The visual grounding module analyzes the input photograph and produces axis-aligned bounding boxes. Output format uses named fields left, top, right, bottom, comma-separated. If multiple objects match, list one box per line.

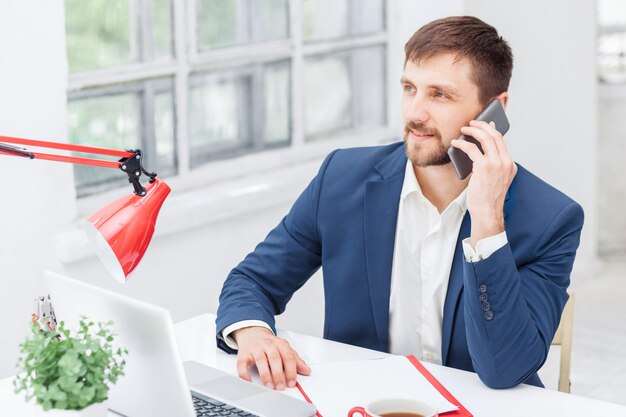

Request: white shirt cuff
left=462, top=231, right=508, bottom=262
left=219, top=320, right=274, bottom=351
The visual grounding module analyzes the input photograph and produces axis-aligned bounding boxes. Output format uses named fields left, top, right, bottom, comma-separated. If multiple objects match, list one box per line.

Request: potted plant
left=14, top=317, right=127, bottom=416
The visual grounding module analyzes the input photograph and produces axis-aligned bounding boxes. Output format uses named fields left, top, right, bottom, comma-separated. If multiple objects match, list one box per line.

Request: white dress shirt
left=220, top=159, right=507, bottom=352
left=388, top=160, right=506, bottom=363
left=387, top=160, right=467, bottom=363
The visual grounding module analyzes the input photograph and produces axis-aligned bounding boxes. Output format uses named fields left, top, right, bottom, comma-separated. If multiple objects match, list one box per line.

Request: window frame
left=68, top=0, right=397, bottom=217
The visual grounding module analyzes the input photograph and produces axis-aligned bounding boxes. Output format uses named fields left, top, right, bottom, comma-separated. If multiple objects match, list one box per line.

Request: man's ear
left=496, top=92, right=509, bottom=110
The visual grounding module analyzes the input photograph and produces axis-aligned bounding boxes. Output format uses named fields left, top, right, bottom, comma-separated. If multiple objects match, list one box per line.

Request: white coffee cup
left=348, top=398, right=438, bottom=417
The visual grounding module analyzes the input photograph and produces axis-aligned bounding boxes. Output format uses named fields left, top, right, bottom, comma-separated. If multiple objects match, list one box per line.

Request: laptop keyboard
left=192, top=393, right=260, bottom=417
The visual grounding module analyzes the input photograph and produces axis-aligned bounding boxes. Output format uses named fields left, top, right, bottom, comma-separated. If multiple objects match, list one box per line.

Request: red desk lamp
left=0, top=135, right=170, bottom=283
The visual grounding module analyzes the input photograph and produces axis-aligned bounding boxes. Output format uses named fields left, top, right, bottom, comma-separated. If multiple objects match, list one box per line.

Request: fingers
left=469, top=121, right=515, bottom=177
left=236, top=353, right=253, bottom=382
left=266, top=343, right=287, bottom=390
left=278, top=342, right=298, bottom=388
left=253, top=347, right=277, bottom=389
left=451, top=119, right=510, bottom=167
left=236, top=335, right=308, bottom=391
left=450, top=135, right=484, bottom=162
left=295, top=350, right=312, bottom=376
left=488, top=121, right=508, bottom=155
left=459, top=120, right=501, bottom=157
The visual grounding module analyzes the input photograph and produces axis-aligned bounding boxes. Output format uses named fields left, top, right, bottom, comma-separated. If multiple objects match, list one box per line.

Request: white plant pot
left=37, top=401, right=108, bottom=417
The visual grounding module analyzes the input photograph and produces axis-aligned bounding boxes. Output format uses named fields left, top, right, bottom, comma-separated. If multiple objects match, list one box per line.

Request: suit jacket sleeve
left=463, top=201, right=584, bottom=388
left=215, top=151, right=338, bottom=353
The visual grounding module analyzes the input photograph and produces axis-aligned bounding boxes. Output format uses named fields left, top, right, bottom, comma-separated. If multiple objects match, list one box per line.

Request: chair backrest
left=552, top=292, right=575, bottom=393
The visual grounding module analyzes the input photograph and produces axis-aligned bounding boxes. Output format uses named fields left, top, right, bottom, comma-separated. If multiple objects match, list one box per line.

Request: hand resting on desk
left=233, top=326, right=311, bottom=391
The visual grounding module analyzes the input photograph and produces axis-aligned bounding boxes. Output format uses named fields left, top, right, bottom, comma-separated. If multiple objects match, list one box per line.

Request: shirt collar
left=400, top=159, right=422, bottom=201
left=452, top=187, right=468, bottom=213
left=401, top=159, right=468, bottom=212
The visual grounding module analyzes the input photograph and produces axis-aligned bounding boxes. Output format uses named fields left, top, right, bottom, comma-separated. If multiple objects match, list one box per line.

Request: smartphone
left=447, top=99, right=510, bottom=180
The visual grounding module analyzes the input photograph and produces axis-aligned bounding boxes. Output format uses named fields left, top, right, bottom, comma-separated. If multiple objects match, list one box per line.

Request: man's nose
left=404, top=95, right=430, bottom=123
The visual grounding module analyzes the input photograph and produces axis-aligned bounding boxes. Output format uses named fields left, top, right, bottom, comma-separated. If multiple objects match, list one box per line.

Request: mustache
left=404, top=121, right=438, bottom=137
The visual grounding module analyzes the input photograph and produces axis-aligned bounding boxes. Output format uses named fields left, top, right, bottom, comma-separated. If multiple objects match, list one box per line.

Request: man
left=216, top=16, right=584, bottom=391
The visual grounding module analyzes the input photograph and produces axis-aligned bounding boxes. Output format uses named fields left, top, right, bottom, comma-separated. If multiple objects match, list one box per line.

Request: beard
left=403, top=121, right=451, bottom=167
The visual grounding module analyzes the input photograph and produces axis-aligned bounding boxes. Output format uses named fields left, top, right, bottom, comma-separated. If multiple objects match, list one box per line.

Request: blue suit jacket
left=216, top=142, right=584, bottom=388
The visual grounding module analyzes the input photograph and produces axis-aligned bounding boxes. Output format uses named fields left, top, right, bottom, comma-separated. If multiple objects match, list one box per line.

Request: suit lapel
left=363, top=145, right=406, bottom=349
left=441, top=213, right=471, bottom=364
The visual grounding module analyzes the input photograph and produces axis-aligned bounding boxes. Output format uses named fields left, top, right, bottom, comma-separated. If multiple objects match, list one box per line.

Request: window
left=65, top=0, right=388, bottom=197
left=598, top=0, right=626, bottom=83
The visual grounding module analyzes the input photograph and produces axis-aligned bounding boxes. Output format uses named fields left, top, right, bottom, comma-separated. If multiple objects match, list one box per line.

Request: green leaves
left=13, top=318, right=127, bottom=410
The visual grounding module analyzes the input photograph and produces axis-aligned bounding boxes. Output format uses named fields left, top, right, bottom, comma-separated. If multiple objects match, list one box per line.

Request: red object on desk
left=406, top=356, right=472, bottom=417
left=295, top=355, right=472, bottom=417
left=295, top=383, right=323, bottom=417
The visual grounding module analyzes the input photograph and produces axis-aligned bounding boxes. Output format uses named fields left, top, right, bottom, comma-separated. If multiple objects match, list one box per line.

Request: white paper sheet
left=297, top=356, right=458, bottom=416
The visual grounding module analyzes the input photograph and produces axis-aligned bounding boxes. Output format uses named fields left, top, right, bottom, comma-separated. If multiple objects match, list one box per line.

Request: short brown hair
left=405, top=16, right=513, bottom=105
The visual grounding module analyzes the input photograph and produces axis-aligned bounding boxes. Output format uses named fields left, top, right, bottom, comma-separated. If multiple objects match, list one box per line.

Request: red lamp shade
left=84, top=178, right=171, bottom=283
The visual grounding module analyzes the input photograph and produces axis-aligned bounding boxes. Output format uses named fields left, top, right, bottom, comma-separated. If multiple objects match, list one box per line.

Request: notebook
left=294, top=355, right=472, bottom=416
left=44, top=271, right=317, bottom=417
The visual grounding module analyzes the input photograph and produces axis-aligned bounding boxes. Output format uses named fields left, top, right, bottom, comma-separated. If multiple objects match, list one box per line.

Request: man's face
left=401, top=53, right=483, bottom=167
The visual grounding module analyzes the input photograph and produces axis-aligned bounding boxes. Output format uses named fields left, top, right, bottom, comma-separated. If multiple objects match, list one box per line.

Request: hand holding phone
left=448, top=99, right=510, bottom=180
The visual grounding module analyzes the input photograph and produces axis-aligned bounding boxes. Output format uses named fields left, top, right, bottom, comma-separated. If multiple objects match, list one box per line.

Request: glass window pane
left=598, top=33, right=626, bottom=82
left=189, top=61, right=290, bottom=167
left=152, top=0, right=173, bottom=60
left=352, top=46, right=386, bottom=129
left=598, top=0, right=626, bottom=27
left=189, top=74, right=248, bottom=158
left=68, top=79, right=176, bottom=196
left=264, top=63, right=291, bottom=145
left=304, top=46, right=386, bottom=140
left=599, top=33, right=626, bottom=62
left=303, top=0, right=384, bottom=42
left=65, top=0, right=134, bottom=72
left=255, top=0, right=290, bottom=43
left=304, top=56, right=352, bottom=138
left=196, top=0, right=288, bottom=50
left=197, top=0, right=241, bottom=48
left=154, top=90, right=176, bottom=174
left=68, top=93, right=141, bottom=195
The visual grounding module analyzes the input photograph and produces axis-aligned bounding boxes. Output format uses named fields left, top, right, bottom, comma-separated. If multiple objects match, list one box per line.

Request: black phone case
left=447, top=99, right=510, bottom=180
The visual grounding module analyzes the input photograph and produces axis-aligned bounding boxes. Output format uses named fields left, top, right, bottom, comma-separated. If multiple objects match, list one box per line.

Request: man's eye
left=403, top=84, right=415, bottom=93
left=434, top=91, right=447, bottom=98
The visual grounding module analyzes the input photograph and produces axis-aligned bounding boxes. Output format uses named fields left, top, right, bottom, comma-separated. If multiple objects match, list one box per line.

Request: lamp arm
left=0, top=142, right=34, bottom=159
left=0, top=135, right=134, bottom=158
left=0, top=135, right=158, bottom=196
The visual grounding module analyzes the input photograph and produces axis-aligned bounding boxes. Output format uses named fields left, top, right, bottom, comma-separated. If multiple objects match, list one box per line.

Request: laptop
left=44, top=271, right=317, bottom=417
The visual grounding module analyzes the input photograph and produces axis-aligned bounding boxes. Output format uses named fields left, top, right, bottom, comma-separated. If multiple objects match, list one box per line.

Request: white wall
left=464, top=0, right=599, bottom=280
left=0, top=0, right=602, bottom=380
left=0, top=0, right=75, bottom=378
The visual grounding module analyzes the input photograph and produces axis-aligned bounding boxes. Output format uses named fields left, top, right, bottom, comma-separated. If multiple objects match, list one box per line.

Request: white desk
left=3, top=313, right=626, bottom=417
